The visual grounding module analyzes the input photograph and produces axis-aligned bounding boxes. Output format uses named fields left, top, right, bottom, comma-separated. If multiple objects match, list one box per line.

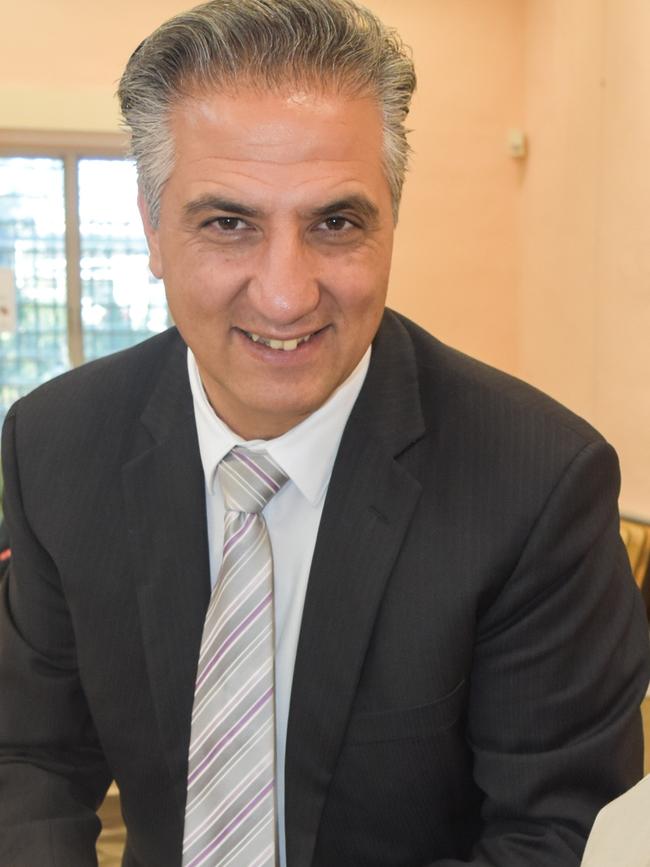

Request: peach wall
left=370, top=0, right=523, bottom=373
left=519, top=0, right=604, bottom=422
left=0, top=0, right=524, bottom=374
left=595, top=0, right=650, bottom=519
left=0, top=1, right=195, bottom=129
left=521, top=0, right=650, bottom=518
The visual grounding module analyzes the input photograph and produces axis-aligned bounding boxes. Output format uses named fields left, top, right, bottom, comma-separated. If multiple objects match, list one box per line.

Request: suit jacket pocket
left=345, top=678, right=466, bottom=744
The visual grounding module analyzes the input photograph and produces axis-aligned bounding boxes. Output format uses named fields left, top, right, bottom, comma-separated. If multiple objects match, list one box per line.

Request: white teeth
left=245, top=331, right=313, bottom=351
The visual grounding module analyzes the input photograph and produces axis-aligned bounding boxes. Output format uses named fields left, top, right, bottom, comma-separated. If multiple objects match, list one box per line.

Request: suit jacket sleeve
left=431, top=437, right=649, bottom=865
left=0, top=405, right=111, bottom=866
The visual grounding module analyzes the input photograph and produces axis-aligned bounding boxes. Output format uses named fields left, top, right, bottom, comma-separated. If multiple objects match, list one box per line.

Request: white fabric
left=580, top=774, right=650, bottom=866
left=188, top=346, right=370, bottom=867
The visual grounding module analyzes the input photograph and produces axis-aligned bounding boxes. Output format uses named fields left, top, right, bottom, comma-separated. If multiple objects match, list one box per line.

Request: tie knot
left=218, top=447, right=288, bottom=514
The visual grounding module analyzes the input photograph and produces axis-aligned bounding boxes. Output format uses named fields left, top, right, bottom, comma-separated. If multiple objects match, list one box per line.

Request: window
left=0, top=132, right=169, bottom=428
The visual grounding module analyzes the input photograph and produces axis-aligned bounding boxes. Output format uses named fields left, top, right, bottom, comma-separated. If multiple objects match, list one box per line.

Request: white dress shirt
left=187, top=346, right=370, bottom=867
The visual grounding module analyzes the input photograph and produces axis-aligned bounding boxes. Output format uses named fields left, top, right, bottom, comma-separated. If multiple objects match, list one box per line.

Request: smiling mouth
left=240, top=329, right=319, bottom=351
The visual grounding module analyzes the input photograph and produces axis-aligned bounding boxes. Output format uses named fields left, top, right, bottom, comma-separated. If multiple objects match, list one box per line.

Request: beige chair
left=621, top=517, right=650, bottom=619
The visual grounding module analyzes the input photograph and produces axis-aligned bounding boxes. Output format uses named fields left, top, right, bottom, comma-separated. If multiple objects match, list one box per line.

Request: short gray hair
left=117, top=0, right=416, bottom=226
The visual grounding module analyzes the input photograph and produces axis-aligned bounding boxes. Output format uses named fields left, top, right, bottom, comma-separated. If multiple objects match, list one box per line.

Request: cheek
left=325, top=243, right=390, bottom=299
left=163, top=257, right=241, bottom=321
left=335, top=263, right=390, bottom=318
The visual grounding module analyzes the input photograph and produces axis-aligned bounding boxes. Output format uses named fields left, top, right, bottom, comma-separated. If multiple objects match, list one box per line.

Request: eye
left=321, top=215, right=353, bottom=231
left=314, top=215, right=363, bottom=236
left=211, top=216, right=248, bottom=231
left=199, top=214, right=257, bottom=246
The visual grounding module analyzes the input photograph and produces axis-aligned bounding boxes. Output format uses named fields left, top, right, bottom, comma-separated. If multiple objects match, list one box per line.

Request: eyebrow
left=183, top=193, right=381, bottom=226
left=183, top=195, right=262, bottom=220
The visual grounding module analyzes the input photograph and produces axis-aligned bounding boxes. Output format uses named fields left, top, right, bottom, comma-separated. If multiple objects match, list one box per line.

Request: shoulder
left=371, top=311, right=618, bottom=527
left=3, top=327, right=188, bottom=465
left=14, top=327, right=183, bottom=411
left=7, top=328, right=184, bottom=423
left=385, top=309, right=604, bottom=454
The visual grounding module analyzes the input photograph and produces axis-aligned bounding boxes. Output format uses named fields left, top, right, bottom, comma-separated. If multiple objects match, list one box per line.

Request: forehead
left=164, top=86, right=389, bottom=208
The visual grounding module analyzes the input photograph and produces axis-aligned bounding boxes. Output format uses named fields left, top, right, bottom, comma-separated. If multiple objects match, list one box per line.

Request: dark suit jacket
left=1, top=310, right=649, bottom=867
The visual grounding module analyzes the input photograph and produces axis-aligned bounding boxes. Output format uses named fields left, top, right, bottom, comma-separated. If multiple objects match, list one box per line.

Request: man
left=1, top=1, right=648, bottom=865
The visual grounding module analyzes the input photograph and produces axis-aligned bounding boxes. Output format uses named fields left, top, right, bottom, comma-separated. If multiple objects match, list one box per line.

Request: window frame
left=0, top=128, right=132, bottom=368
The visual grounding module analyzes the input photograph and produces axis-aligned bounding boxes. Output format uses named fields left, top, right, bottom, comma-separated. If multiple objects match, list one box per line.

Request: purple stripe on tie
left=185, top=779, right=274, bottom=867
left=222, top=513, right=255, bottom=555
left=188, top=686, right=273, bottom=786
left=234, top=450, right=281, bottom=493
left=196, top=592, right=272, bottom=691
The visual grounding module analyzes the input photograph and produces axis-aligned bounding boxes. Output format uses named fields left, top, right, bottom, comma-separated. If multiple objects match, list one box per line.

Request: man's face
left=141, top=85, right=394, bottom=439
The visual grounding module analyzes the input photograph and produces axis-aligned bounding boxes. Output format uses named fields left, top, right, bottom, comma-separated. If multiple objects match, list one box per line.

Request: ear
left=138, top=189, right=163, bottom=279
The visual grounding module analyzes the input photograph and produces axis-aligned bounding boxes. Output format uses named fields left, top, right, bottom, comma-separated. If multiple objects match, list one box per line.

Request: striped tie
left=182, top=447, right=288, bottom=867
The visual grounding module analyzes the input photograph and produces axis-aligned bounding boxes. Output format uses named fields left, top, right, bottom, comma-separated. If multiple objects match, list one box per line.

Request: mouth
left=239, top=328, right=321, bottom=352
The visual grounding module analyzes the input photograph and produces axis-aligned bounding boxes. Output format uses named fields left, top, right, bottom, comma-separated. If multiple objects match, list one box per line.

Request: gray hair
left=117, top=0, right=416, bottom=226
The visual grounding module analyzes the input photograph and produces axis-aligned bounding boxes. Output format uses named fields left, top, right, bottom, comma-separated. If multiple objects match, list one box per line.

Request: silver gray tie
left=182, top=447, right=288, bottom=867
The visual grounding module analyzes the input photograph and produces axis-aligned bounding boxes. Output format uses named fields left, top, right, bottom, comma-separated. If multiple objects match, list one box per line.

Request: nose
left=247, top=229, right=320, bottom=326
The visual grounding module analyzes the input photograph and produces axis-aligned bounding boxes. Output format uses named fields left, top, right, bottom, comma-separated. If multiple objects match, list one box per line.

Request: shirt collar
left=187, top=347, right=370, bottom=507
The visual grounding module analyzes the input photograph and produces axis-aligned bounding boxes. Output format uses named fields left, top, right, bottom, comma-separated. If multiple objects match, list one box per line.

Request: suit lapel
left=121, top=334, right=211, bottom=811
left=285, top=312, right=426, bottom=867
